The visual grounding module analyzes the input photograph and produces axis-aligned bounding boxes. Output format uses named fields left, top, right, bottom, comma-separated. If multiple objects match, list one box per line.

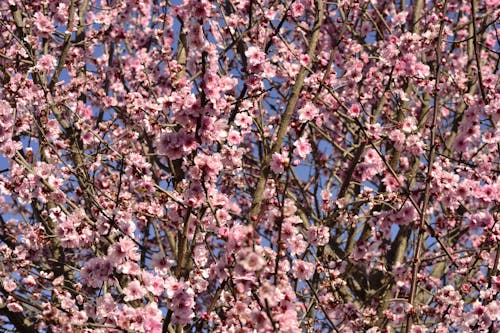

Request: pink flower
left=143, top=316, right=163, bottom=332
left=290, top=2, right=305, bottom=18
left=367, top=123, right=383, bottom=139
left=151, top=253, right=174, bottom=272
left=410, top=324, right=427, bottom=333
left=259, top=281, right=283, bottom=307
left=123, top=280, right=146, bottom=302
left=2, top=279, right=17, bottom=293
left=491, top=276, right=500, bottom=292
left=239, top=250, right=265, bottom=272
left=414, top=62, right=430, bottom=78
left=270, top=152, right=289, bottom=174
left=293, top=136, right=312, bottom=159
left=349, top=104, right=362, bottom=117
left=363, top=148, right=381, bottom=164
left=401, top=116, right=417, bottom=133
left=23, top=276, right=36, bottom=288
left=33, top=13, right=55, bottom=38
left=391, top=11, right=408, bottom=26
left=299, top=54, right=311, bottom=67
left=108, top=236, right=139, bottom=263
left=298, top=102, right=318, bottom=122
left=185, top=182, right=205, bottom=208
left=388, top=129, right=405, bottom=150
left=288, top=234, right=307, bottom=256
left=469, top=212, right=494, bottom=229
left=164, top=277, right=182, bottom=298
left=54, top=3, right=69, bottom=24
left=170, top=286, right=195, bottom=325
left=307, top=226, right=330, bottom=246
left=405, top=134, right=425, bottom=155
left=157, top=130, right=197, bottom=159
left=7, top=302, right=23, bottom=313
left=81, top=258, right=113, bottom=288
left=382, top=174, right=401, bottom=193
left=275, top=309, right=301, bottom=332
left=487, top=301, right=500, bottom=321
left=250, top=310, right=272, bottom=331
left=453, top=134, right=469, bottom=152
left=234, top=112, right=252, bottom=129
left=396, top=203, right=417, bottom=225
left=227, top=129, right=242, bottom=146
left=35, top=55, right=56, bottom=72
left=245, top=46, right=266, bottom=70
left=117, top=261, right=141, bottom=275
left=157, top=131, right=182, bottom=159
left=292, top=259, right=315, bottom=280
left=142, top=272, right=165, bottom=297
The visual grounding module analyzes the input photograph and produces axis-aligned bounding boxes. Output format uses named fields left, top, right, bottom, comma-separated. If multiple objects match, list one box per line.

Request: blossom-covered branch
left=0, top=0, right=498, bottom=332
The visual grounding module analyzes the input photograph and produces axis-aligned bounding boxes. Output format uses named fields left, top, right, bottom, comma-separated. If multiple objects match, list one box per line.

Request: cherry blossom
left=0, top=0, right=498, bottom=332
left=123, top=280, right=146, bottom=302
left=270, top=152, right=290, bottom=174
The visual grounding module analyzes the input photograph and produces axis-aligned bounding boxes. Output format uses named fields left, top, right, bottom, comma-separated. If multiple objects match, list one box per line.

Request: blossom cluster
left=0, top=0, right=498, bottom=332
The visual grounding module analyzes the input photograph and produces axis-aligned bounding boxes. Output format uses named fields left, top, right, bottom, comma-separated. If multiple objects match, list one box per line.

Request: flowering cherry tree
left=0, top=0, right=499, bottom=332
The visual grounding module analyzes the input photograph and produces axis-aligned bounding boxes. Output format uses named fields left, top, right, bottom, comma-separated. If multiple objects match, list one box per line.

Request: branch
left=248, top=0, right=324, bottom=222
left=406, top=0, right=449, bottom=329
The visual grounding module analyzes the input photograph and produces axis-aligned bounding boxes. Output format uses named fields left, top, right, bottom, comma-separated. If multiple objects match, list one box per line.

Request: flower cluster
left=0, top=0, right=498, bottom=332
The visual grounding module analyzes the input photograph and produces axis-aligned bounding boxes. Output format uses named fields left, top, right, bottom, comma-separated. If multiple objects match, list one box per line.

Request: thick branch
left=248, top=0, right=324, bottom=221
